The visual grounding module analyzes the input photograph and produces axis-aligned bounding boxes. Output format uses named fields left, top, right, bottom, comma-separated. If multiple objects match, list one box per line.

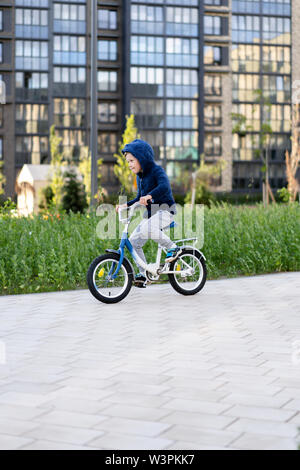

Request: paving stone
left=160, top=425, right=240, bottom=448
left=0, top=434, right=35, bottom=450
left=88, top=433, right=173, bottom=450
left=162, top=398, right=232, bottom=415
left=0, top=417, right=40, bottom=436
left=100, top=404, right=172, bottom=421
left=226, top=417, right=299, bottom=438
left=21, top=440, right=95, bottom=450
left=34, top=410, right=108, bottom=428
left=223, top=405, right=296, bottom=422
left=94, top=416, right=172, bottom=437
left=230, top=433, right=298, bottom=450
left=24, top=423, right=104, bottom=446
left=160, top=411, right=236, bottom=430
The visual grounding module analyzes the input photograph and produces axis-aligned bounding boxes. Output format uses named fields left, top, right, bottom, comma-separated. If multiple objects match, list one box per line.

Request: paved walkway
left=0, top=272, right=299, bottom=450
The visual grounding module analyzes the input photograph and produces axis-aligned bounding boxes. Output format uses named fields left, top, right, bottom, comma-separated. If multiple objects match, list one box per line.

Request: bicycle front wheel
left=87, top=253, right=133, bottom=304
left=168, top=248, right=207, bottom=296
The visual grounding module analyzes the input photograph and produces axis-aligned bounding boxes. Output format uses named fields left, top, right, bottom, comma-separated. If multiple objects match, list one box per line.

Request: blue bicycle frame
left=109, top=233, right=135, bottom=280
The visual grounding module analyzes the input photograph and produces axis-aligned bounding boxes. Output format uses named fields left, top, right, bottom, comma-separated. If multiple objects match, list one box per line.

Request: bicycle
left=87, top=202, right=207, bottom=304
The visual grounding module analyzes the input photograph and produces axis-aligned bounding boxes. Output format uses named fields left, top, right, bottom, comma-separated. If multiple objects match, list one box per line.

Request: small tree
left=79, top=146, right=105, bottom=206
left=0, top=161, right=6, bottom=196
left=49, top=125, right=65, bottom=209
left=38, top=185, right=54, bottom=212
left=231, top=89, right=275, bottom=206
left=61, top=170, right=88, bottom=214
left=254, top=89, right=275, bottom=206
left=184, top=154, right=225, bottom=207
left=114, top=114, right=140, bottom=195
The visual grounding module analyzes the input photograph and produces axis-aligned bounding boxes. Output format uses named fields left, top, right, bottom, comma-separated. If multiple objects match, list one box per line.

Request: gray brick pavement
left=0, top=272, right=299, bottom=450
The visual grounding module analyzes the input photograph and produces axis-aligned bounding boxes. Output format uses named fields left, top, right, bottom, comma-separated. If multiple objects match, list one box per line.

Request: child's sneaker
left=134, top=273, right=147, bottom=288
left=165, top=246, right=182, bottom=263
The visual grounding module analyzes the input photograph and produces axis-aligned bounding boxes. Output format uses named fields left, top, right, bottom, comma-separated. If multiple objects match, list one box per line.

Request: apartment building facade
left=0, top=0, right=296, bottom=199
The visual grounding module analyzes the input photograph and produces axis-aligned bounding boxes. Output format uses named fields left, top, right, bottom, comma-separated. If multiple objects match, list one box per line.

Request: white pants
left=129, top=210, right=176, bottom=274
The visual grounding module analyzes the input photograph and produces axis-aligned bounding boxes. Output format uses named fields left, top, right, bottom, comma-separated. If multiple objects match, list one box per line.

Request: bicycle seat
left=161, top=221, right=177, bottom=231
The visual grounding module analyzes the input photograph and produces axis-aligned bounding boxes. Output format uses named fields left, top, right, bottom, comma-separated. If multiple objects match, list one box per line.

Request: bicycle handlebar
left=118, top=200, right=153, bottom=223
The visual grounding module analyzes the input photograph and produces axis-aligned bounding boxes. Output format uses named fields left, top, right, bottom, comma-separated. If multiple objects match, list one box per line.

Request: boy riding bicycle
left=116, top=139, right=182, bottom=287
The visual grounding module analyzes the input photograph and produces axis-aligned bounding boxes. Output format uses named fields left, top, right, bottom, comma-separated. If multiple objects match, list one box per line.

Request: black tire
left=168, top=248, right=207, bottom=296
left=87, top=253, right=133, bottom=304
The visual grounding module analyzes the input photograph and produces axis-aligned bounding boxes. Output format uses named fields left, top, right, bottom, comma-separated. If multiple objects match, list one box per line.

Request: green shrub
left=0, top=203, right=299, bottom=295
left=61, top=170, right=88, bottom=214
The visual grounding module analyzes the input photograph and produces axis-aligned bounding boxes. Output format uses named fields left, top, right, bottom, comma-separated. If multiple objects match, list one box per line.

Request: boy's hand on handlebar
left=116, top=203, right=128, bottom=213
left=139, top=195, right=153, bottom=206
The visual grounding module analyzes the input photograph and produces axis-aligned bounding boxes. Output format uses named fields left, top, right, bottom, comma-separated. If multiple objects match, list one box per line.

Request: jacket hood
left=122, top=139, right=155, bottom=175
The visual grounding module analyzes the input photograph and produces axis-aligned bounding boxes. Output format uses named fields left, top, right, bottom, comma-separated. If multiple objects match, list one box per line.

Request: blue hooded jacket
left=122, top=139, right=176, bottom=219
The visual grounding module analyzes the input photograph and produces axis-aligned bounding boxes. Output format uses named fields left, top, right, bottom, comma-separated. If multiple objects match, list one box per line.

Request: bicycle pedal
left=134, top=281, right=147, bottom=288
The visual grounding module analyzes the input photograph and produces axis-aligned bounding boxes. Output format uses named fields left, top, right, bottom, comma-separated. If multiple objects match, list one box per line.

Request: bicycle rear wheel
left=87, top=253, right=133, bottom=304
left=168, top=248, right=207, bottom=296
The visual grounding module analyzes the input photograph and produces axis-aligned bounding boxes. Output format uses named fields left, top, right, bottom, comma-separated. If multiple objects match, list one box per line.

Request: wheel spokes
left=174, top=255, right=203, bottom=289
left=93, top=259, right=128, bottom=298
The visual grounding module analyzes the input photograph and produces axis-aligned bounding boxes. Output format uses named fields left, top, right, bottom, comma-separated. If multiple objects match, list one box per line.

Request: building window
left=232, top=73, right=260, bottom=102
left=131, top=36, right=164, bottom=66
left=54, top=3, right=85, bottom=20
left=98, top=103, right=117, bottom=123
left=262, top=46, right=290, bottom=74
left=205, top=0, right=223, bottom=5
left=232, top=103, right=260, bottom=131
left=166, top=68, right=198, bottom=98
left=262, top=74, right=291, bottom=103
left=53, top=3, right=86, bottom=34
left=261, top=0, right=291, bottom=16
left=15, top=9, right=48, bottom=39
left=166, top=130, right=199, bottom=160
left=53, top=35, right=86, bottom=65
left=139, top=130, right=164, bottom=160
left=232, top=15, right=260, bottom=43
left=166, top=7, right=198, bottom=36
left=57, top=129, right=86, bottom=161
left=204, top=135, right=222, bottom=156
left=165, top=0, right=198, bottom=4
left=204, top=46, right=228, bottom=66
left=166, top=37, right=198, bottom=67
left=98, top=71, right=117, bottom=92
left=130, top=67, right=163, bottom=85
left=16, top=103, right=48, bottom=134
left=98, top=133, right=117, bottom=154
left=54, top=67, right=86, bottom=83
left=204, top=75, right=222, bottom=96
left=98, top=40, right=117, bottom=61
left=131, top=5, right=164, bottom=35
left=232, top=44, right=260, bottom=73
left=0, top=43, right=2, bottom=63
left=54, top=98, right=85, bottom=127
left=262, top=103, right=291, bottom=132
left=98, top=9, right=117, bottom=30
left=131, top=99, right=163, bottom=128
left=262, top=16, right=290, bottom=45
left=166, top=99, right=198, bottom=129
left=204, top=105, right=222, bottom=126
left=0, top=11, right=3, bottom=31
left=16, top=0, right=49, bottom=6
left=15, top=40, right=48, bottom=70
left=16, top=71, right=48, bottom=89
left=204, top=16, right=222, bottom=35
left=16, top=135, right=49, bottom=165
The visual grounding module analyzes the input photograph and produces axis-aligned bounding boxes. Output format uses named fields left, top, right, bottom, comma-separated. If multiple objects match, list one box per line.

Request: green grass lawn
left=0, top=203, right=299, bottom=295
